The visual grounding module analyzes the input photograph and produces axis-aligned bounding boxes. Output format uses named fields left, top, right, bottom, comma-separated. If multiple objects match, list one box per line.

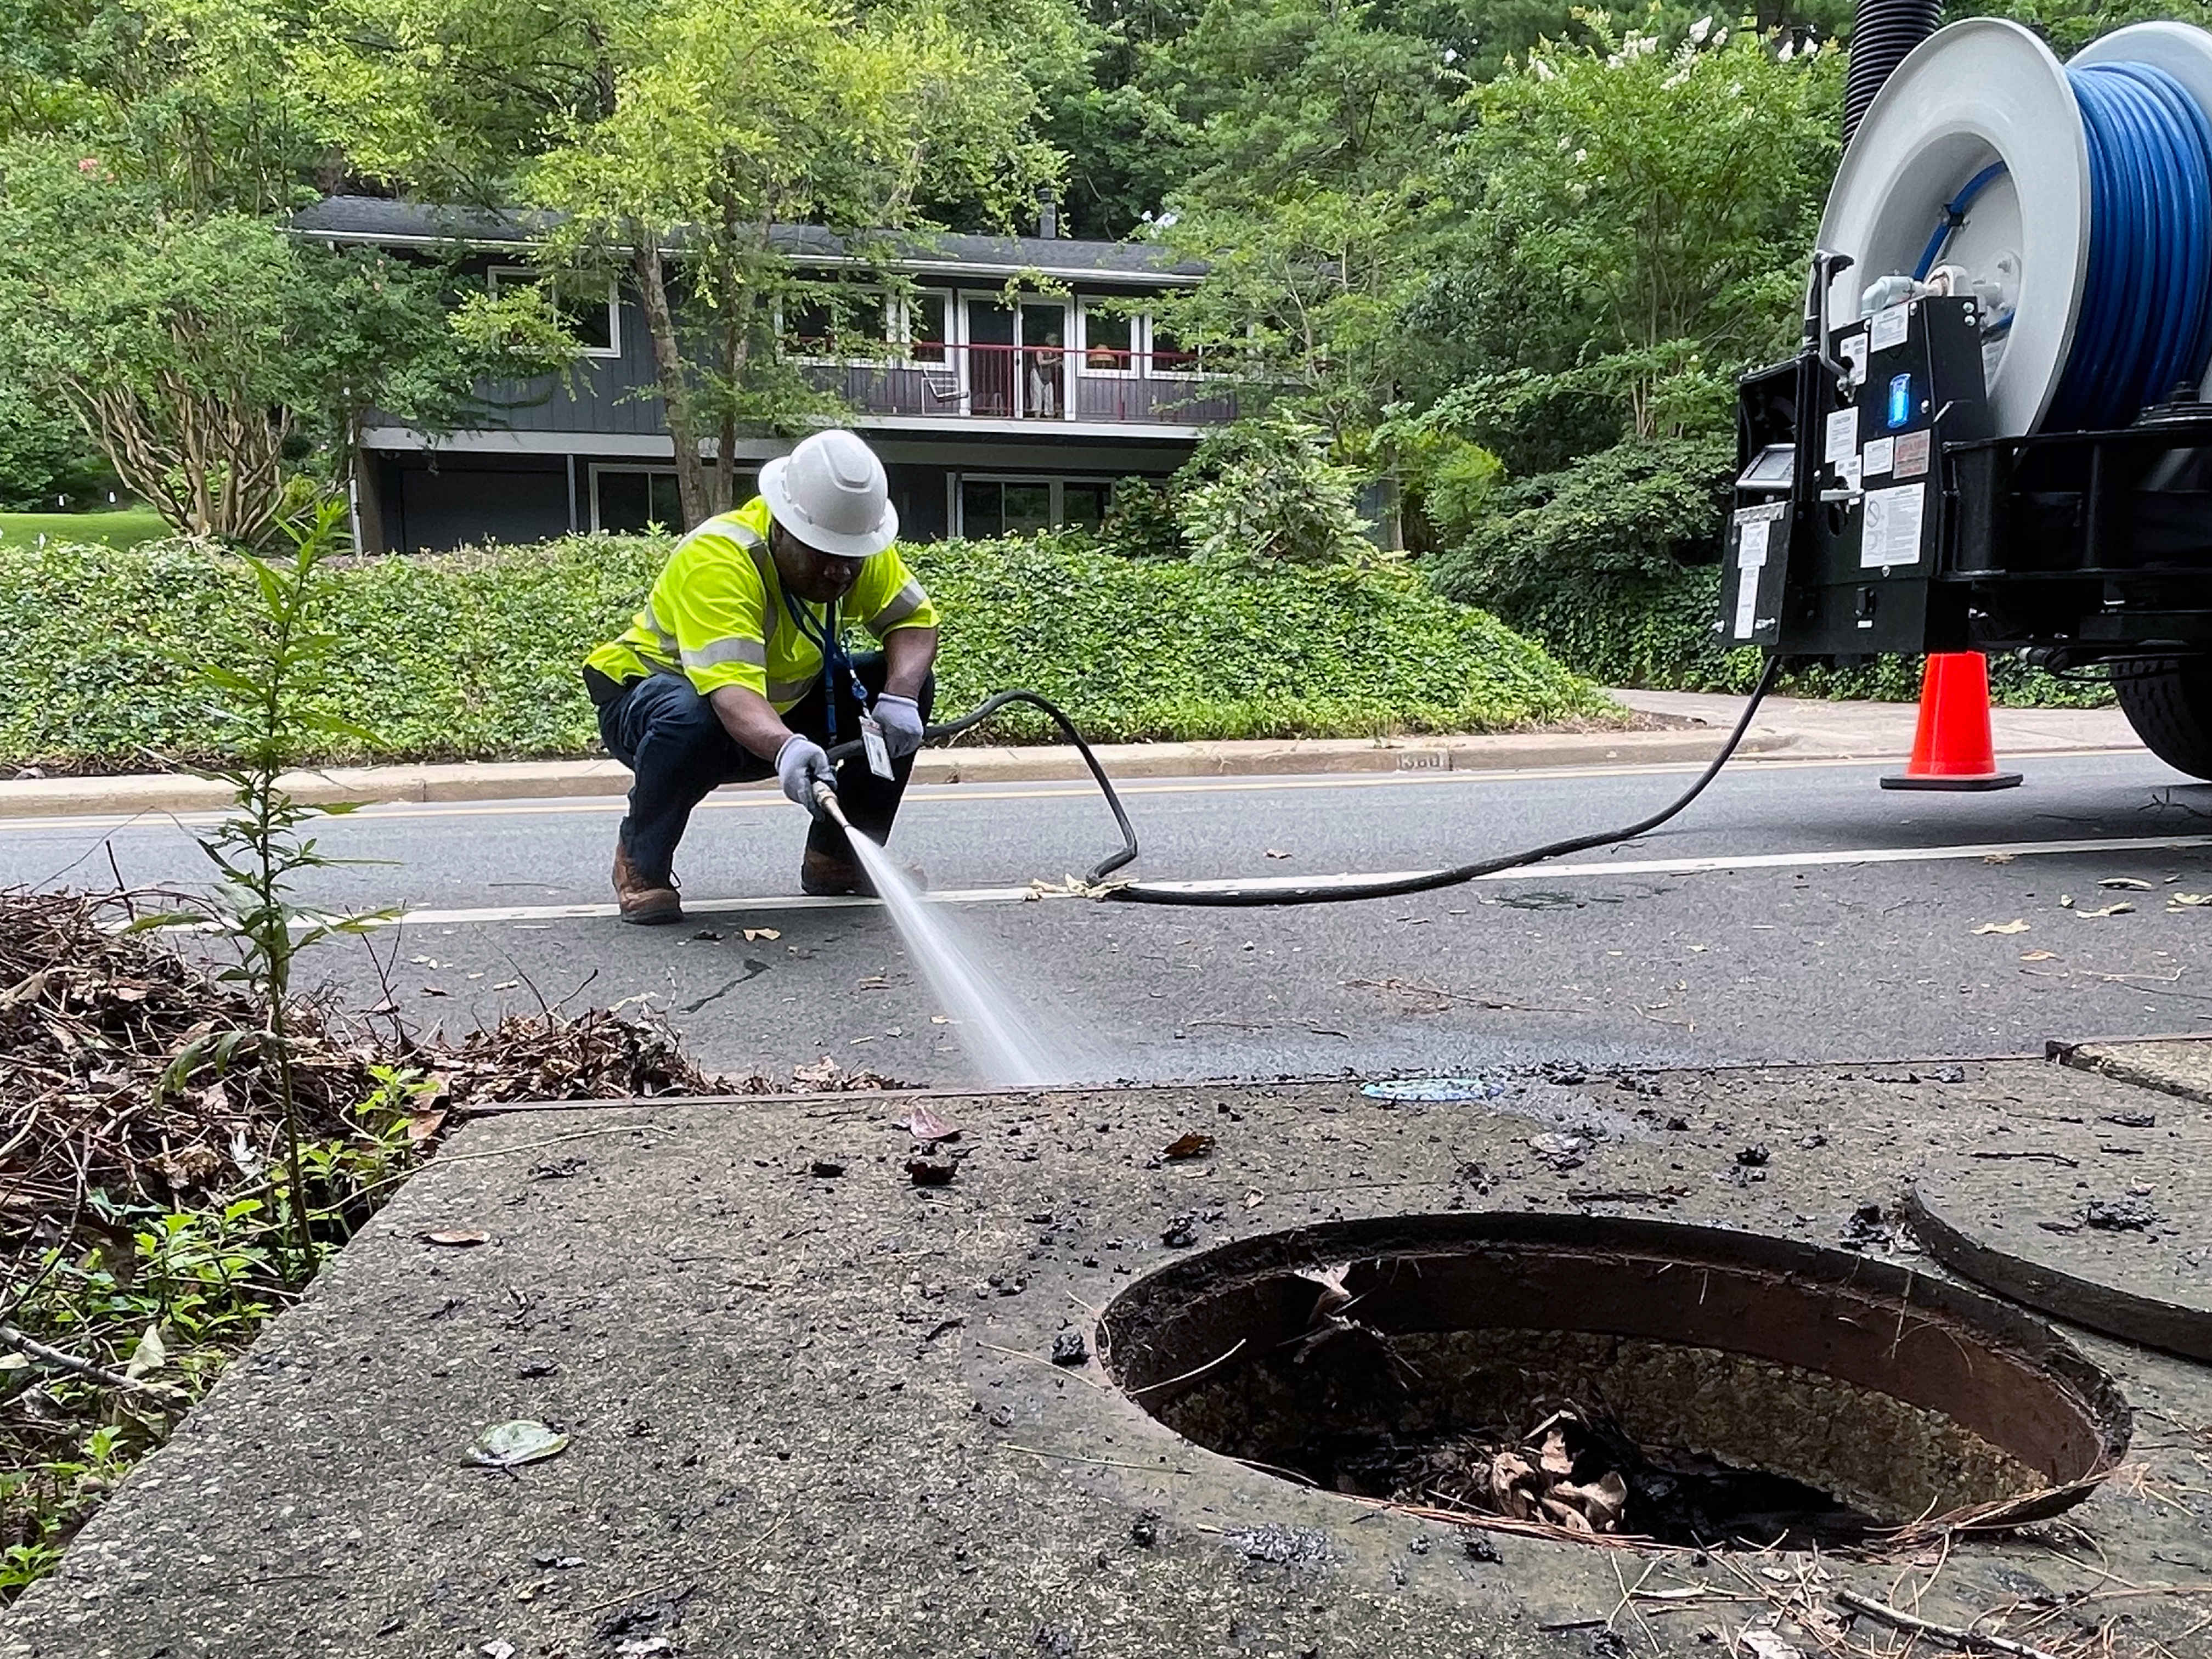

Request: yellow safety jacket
left=585, top=496, right=938, bottom=710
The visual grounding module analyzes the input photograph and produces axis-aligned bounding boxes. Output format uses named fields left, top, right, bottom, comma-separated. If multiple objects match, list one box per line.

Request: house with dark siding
left=286, top=196, right=1234, bottom=554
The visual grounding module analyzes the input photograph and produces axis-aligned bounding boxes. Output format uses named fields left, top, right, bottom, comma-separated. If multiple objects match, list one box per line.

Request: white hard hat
left=759, top=430, right=898, bottom=560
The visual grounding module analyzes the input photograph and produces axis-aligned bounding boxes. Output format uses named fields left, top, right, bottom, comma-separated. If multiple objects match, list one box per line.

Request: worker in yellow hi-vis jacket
left=583, top=430, right=939, bottom=924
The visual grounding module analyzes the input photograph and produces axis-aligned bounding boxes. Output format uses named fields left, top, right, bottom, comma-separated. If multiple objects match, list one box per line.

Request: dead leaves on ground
left=1414, top=1408, right=1631, bottom=1534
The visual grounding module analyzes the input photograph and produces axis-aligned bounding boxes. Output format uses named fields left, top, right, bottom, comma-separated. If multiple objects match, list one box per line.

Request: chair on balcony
left=920, top=369, right=962, bottom=411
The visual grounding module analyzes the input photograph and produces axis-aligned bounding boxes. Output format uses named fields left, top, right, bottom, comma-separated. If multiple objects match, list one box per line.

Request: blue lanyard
left=782, top=590, right=869, bottom=740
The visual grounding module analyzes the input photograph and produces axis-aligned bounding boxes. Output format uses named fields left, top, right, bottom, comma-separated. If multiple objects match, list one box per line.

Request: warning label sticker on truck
left=1824, top=407, right=1859, bottom=470
left=1733, top=516, right=1769, bottom=640
left=1860, top=482, right=1926, bottom=569
left=1869, top=303, right=1911, bottom=354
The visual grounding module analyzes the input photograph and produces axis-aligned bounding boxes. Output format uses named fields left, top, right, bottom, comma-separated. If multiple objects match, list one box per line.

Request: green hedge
left=0, top=533, right=1614, bottom=771
left=1496, top=565, right=2114, bottom=709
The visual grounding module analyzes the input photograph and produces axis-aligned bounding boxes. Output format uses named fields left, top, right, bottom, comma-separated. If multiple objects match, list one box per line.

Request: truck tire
left=2115, top=658, right=2212, bottom=780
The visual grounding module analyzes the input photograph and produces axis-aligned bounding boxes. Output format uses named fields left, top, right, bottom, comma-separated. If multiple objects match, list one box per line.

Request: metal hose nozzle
left=811, top=778, right=851, bottom=830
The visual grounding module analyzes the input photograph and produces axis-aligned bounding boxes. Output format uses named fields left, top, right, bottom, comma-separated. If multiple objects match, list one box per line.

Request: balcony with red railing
left=793, top=341, right=1238, bottom=428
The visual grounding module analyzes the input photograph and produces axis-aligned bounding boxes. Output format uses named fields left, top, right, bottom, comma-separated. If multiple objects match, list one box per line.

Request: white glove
left=872, top=693, right=927, bottom=760
left=775, top=734, right=836, bottom=813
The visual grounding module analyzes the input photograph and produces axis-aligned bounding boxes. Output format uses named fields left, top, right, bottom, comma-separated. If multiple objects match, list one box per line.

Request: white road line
left=376, top=830, right=2212, bottom=926
left=0, top=746, right=2160, bottom=835
left=394, top=888, right=1034, bottom=925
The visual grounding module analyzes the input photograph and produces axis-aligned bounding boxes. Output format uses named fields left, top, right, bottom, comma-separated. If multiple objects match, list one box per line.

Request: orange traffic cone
left=1881, top=652, right=2023, bottom=791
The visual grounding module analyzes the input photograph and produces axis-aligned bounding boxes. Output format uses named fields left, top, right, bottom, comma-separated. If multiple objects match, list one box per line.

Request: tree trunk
left=634, top=238, right=714, bottom=529
left=63, top=378, right=286, bottom=544
left=713, top=298, right=740, bottom=518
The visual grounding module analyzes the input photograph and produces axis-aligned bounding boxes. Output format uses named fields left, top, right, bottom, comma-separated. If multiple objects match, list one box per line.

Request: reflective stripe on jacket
left=583, top=495, right=938, bottom=709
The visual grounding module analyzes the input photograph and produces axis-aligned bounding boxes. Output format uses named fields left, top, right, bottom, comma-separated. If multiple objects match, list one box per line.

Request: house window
left=1060, top=481, right=1112, bottom=528
left=592, top=466, right=683, bottom=533
left=785, top=289, right=891, bottom=360
left=906, top=291, right=950, bottom=364
left=591, top=466, right=762, bottom=532
left=1080, top=303, right=1137, bottom=376
left=1146, top=317, right=1203, bottom=378
left=955, top=475, right=1116, bottom=538
left=488, top=265, right=620, bottom=358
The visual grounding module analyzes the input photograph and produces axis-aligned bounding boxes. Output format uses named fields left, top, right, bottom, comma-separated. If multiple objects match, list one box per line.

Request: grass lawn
left=0, top=507, right=168, bottom=550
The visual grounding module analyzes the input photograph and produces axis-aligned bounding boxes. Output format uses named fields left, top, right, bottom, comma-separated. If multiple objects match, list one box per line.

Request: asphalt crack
left=676, top=957, right=771, bottom=1013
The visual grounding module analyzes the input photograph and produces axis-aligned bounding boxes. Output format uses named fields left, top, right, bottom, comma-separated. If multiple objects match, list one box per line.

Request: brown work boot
left=799, top=848, right=862, bottom=896
left=799, top=849, right=927, bottom=898
left=612, top=840, right=682, bottom=925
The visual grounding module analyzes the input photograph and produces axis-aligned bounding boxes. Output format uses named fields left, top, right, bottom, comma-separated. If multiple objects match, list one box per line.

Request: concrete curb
left=0, top=726, right=1800, bottom=821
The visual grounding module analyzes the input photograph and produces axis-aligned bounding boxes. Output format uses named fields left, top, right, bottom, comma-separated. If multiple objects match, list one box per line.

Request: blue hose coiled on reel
left=2053, top=62, right=2212, bottom=429
left=1911, top=60, right=2212, bottom=432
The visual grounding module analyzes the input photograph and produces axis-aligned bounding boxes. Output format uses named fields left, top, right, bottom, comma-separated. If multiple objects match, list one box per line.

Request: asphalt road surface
left=11, top=747, right=2212, bottom=1086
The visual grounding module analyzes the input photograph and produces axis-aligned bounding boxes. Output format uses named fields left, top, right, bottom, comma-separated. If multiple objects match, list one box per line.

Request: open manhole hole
left=1102, top=1215, right=2131, bottom=1549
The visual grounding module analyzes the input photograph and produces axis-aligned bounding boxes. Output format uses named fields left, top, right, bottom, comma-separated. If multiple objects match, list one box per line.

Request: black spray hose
left=1109, top=652, right=1785, bottom=907
left=828, top=656, right=1781, bottom=906
left=823, top=688, right=1141, bottom=881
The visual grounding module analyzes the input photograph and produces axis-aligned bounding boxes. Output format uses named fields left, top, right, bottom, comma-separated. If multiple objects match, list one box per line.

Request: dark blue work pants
left=592, top=653, right=933, bottom=885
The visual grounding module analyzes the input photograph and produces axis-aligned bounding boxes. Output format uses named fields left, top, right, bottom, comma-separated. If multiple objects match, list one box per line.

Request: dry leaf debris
left=1, top=890, right=909, bottom=1254
left=1400, top=1408, right=1635, bottom=1533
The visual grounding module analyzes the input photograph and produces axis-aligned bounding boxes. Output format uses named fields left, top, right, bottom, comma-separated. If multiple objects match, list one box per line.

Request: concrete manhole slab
left=2059, top=1036, right=2212, bottom=1106
left=6, top=1064, right=2210, bottom=1659
left=1905, top=1104, right=2212, bottom=1361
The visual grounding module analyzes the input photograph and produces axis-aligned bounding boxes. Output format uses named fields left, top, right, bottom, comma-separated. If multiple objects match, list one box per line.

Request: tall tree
left=295, top=0, right=639, bottom=200
left=526, top=0, right=1060, bottom=525
left=0, top=0, right=572, bottom=540
left=1426, top=18, right=1841, bottom=463
left=1138, top=0, right=1466, bottom=503
left=308, top=0, right=1068, bottom=527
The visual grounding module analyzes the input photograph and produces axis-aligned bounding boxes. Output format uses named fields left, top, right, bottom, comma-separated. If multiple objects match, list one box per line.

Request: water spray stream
left=815, top=782, right=1090, bottom=1088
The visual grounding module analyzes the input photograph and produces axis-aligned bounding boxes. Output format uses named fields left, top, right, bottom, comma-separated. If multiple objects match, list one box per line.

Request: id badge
left=860, top=714, right=894, bottom=780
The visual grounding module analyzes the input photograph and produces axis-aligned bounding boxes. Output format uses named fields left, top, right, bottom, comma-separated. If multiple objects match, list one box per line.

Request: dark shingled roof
left=285, top=195, right=1206, bottom=284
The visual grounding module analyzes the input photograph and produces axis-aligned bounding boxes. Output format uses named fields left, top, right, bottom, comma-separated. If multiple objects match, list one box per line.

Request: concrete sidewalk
left=0, top=691, right=2145, bottom=821
left=5, top=1056, right=2205, bottom=1657
left=1609, top=686, right=2140, bottom=758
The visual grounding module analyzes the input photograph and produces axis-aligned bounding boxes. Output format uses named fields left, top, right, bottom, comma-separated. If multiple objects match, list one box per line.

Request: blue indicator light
left=1887, top=373, right=1913, bottom=430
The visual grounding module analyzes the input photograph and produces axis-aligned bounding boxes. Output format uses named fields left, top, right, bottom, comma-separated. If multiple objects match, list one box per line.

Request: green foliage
left=529, top=0, right=1059, bottom=524
left=1412, top=13, right=1844, bottom=681
left=153, top=502, right=390, bottom=1279
left=1427, top=433, right=1734, bottom=613
left=312, top=0, right=1067, bottom=524
left=1138, top=0, right=1470, bottom=442
left=0, top=187, right=545, bottom=543
left=0, top=526, right=1609, bottom=769
left=1439, top=15, right=1841, bottom=457
left=1378, top=420, right=1502, bottom=552
left=1961, top=0, right=2212, bottom=55
left=1, top=507, right=432, bottom=1598
left=1494, top=561, right=2113, bottom=708
left=924, top=529, right=1609, bottom=740
left=0, top=382, right=112, bottom=510
left=1, top=1089, right=421, bottom=1605
left=0, top=0, right=576, bottom=541
left=1175, top=411, right=1376, bottom=567
left=1096, top=473, right=1184, bottom=559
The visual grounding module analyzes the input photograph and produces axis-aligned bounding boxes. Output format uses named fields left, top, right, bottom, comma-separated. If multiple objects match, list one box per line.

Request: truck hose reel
left=1820, top=19, right=2212, bottom=438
